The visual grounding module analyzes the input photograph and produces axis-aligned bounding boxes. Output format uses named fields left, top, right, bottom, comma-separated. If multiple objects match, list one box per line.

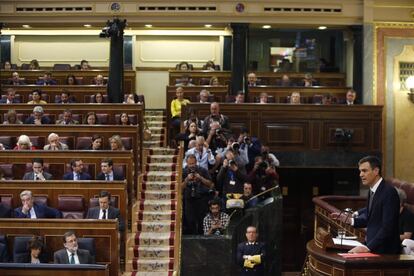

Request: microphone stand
left=339, top=208, right=353, bottom=248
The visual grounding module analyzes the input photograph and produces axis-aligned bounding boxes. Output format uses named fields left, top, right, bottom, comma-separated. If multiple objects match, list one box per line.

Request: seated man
left=0, top=243, right=8, bottom=262
left=80, top=59, right=90, bottom=70
left=86, top=191, right=125, bottom=231
left=27, top=89, right=47, bottom=105
left=54, top=231, right=95, bottom=264
left=247, top=72, right=258, bottom=87
left=14, top=190, right=61, bottom=218
left=0, top=202, right=12, bottom=218
left=234, top=92, right=245, bottom=104
left=175, top=74, right=195, bottom=87
left=24, top=106, right=51, bottom=125
left=96, top=158, right=124, bottom=181
left=63, top=159, right=92, bottom=180
left=276, top=74, right=293, bottom=87
left=344, top=89, right=357, bottom=105
left=56, top=109, right=79, bottom=125
left=36, top=72, right=57, bottom=85
left=43, top=133, right=69, bottom=150
left=258, top=92, right=268, bottom=104
left=183, top=136, right=215, bottom=171
left=0, top=88, right=20, bottom=104
left=289, top=92, right=301, bottom=104
left=8, top=72, right=25, bottom=85
left=240, top=182, right=258, bottom=209
left=203, top=199, right=229, bottom=235
left=23, top=158, right=53, bottom=180
left=94, top=74, right=105, bottom=86
left=199, top=90, right=210, bottom=103
left=202, top=102, right=231, bottom=137
left=56, top=90, right=75, bottom=104
left=301, top=73, right=318, bottom=87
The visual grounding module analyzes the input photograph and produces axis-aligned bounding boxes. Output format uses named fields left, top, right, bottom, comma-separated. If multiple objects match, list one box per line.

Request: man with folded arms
left=54, top=231, right=94, bottom=264
left=14, top=190, right=61, bottom=218
left=237, top=226, right=265, bottom=276
left=23, top=158, right=53, bottom=180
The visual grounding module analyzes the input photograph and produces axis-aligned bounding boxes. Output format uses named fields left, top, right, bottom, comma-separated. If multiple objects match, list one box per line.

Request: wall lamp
left=406, top=76, right=414, bottom=103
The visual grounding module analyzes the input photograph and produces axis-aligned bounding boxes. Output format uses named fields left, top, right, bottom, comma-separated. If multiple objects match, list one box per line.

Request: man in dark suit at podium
left=237, top=226, right=266, bottom=276
left=331, top=156, right=400, bottom=254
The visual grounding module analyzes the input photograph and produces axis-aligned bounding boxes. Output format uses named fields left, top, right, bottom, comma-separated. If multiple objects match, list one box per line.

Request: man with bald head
left=8, top=72, right=25, bottom=85
left=201, top=102, right=231, bottom=136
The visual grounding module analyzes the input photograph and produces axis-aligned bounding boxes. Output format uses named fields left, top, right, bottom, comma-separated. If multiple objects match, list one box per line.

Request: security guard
left=236, top=226, right=266, bottom=276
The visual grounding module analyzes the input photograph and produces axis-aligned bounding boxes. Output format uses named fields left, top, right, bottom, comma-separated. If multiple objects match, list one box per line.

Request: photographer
left=206, top=121, right=228, bottom=153
left=202, top=102, right=231, bottom=136
left=182, top=154, right=214, bottom=235
left=238, top=128, right=262, bottom=173
left=261, top=146, right=280, bottom=168
left=216, top=138, right=249, bottom=175
left=203, top=199, right=229, bottom=236
left=248, top=156, right=279, bottom=196
left=183, top=136, right=215, bottom=171
left=217, top=151, right=247, bottom=197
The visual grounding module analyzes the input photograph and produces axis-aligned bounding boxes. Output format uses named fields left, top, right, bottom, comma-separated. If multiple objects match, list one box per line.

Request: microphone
left=339, top=208, right=353, bottom=247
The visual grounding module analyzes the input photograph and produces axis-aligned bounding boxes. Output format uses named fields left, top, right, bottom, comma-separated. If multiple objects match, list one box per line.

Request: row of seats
left=1, top=113, right=138, bottom=125
left=0, top=135, right=133, bottom=150
left=0, top=235, right=96, bottom=262
left=0, top=162, right=125, bottom=180
left=2, top=62, right=132, bottom=71
left=0, top=194, right=118, bottom=219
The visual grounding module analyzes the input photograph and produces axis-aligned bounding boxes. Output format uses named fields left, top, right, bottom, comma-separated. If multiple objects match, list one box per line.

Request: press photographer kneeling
left=182, top=154, right=214, bottom=235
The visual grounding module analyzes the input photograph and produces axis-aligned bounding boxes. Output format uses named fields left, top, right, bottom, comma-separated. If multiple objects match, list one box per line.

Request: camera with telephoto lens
left=215, top=128, right=223, bottom=135
left=231, top=142, right=240, bottom=152
left=228, top=159, right=237, bottom=167
left=243, top=136, right=250, bottom=144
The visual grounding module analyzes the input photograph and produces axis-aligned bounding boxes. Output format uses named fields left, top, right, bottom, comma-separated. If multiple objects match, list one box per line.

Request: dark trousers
left=184, top=194, right=210, bottom=235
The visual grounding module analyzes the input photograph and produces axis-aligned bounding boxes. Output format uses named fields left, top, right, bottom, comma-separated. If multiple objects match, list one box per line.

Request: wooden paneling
left=168, top=70, right=231, bottom=86
left=0, top=264, right=109, bottom=276
left=0, top=70, right=136, bottom=93
left=0, top=219, right=118, bottom=276
left=253, top=72, right=346, bottom=86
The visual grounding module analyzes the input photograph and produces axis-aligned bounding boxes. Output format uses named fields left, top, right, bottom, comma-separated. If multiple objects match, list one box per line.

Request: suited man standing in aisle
left=237, top=226, right=266, bottom=276
left=86, top=191, right=125, bottom=231
left=54, top=231, right=94, bottom=264
left=330, top=156, right=401, bottom=254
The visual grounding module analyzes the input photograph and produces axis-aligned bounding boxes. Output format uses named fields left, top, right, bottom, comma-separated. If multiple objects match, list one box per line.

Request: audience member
left=80, top=60, right=90, bottom=70
left=86, top=191, right=125, bottom=231
left=261, top=146, right=280, bottom=167
left=15, top=236, right=48, bottom=263
left=124, top=93, right=140, bottom=104
left=3, top=61, right=12, bottom=70
left=171, top=86, right=190, bottom=129
left=183, top=136, right=215, bottom=170
left=29, top=59, right=40, bottom=70
left=3, top=109, right=23, bottom=125
left=54, top=231, right=95, bottom=264
left=259, top=92, right=268, bottom=104
left=203, top=199, right=229, bottom=235
left=25, top=106, right=51, bottom=124
left=209, top=76, right=220, bottom=86
left=182, top=154, right=214, bottom=235
left=238, top=128, right=262, bottom=172
left=92, top=92, right=105, bottom=103
left=202, top=102, right=231, bottom=137
left=65, top=74, right=78, bottom=85
left=237, top=226, right=266, bottom=275
left=289, top=92, right=301, bottom=104
left=118, top=112, right=133, bottom=126
left=199, top=89, right=210, bottom=103
left=36, top=72, right=57, bottom=85
left=94, top=74, right=105, bottom=86
left=396, top=188, right=414, bottom=243
left=56, top=109, right=79, bottom=125
left=248, top=157, right=279, bottom=196
left=322, top=94, right=333, bottom=105
left=0, top=243, right=8, bottom=262
left=235, top=92, right=245, bottom=104
left=23, top=158, right=53, bottom=180
left=0, top=202, right=12, bottom=218
left=56, top=89, right=75, bottom=104
left=96, top=158, right=124, bottom=181
left=8, top=72, right=25, bottom=85
left=183, top=107, right=203, bottom=130
left=0, top=88, right=20, bottom=104
left=14, top=190, right=61, bottom=218
left=301, top=73, right=318, bottom=87
left=88, top=135, right=104, bottom=150
left=14, top=135, right=36, bottom=150
left=109, top=135, right=125, bottom=151
left=63, top=159, right=92, bottom=180
left=27, top=89, right=47, bottom=104
left=178, top=121, right=200, bottom=152
left=240, top=183, right=258, bottom=209
left=176, top=74, right=195, bottom=87
left=177, top=61, right=191, bottom=71
left=204, top=60, right=216, bottom=71
left=83, top=112, right=98, bottom=125
left=43, top=133, right=69, bottom=150
left=276, top=74, right=293, bottom=86
left=217, top=150, right=247, bottom=197
left=247, top=72, right=258, bottom=87
left=344, top=89, right=357, bottom=105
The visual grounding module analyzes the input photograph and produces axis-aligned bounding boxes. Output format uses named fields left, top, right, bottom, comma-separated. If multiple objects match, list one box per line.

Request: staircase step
left=149, top=148, right=178, bottom=155
left=148, top=127, right=165, bottom=134
left=133, top=245, right=174, bottom=258
left=143, top=140, right=164, bottom=148
left=129, top=258, right=174, bottom=272
left=139, top=191, right=176, bottom=200
left=141, top=181, right=177, bottom=191
left=143, top=172, right=176, bottom=182
left=146, top=155, right=177, bottom=164
left=137, top=211, right=176, bottom=221
left=136, top=221, right=175, bottom=232
left=144, top=110, right=165, bottom=116
left=146, top=163, right=176, bottom=172
left=138, top=200, right=177, bottom=212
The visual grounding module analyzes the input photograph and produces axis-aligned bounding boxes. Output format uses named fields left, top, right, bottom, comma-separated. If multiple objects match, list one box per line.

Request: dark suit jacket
left=24, top=116, right=51, bottom=124
left=14, top=252, right=48, bottom=263
left=0, top=98, right=20, bottom=104
left=36, top=79, right=57, bottom=85
left=63, top=172, right=92, bottom=180
left=53, top=248, right=94, bottom=264
left=86, top=206, right=125, bottom=231
left=96, top=172, right=124, bottom=181
left=236, top=241, right=266, bottom=276
left=0, top=203, right=11, bottom=218
left=14, top=203, right=62, bottom=219
left=0, top=243, right=8, bottom=263
left=354, top=180, right=401, bottom=254
left=23, top=171, right=53, bottom=180
left=7, top=80, right=26, bottom=85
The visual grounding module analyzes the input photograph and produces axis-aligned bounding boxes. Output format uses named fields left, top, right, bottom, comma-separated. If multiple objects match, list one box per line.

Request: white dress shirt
left=66, top=249, right=80, bottom=264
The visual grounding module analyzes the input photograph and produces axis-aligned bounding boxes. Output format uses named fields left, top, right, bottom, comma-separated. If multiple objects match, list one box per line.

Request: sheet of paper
left=338, top=252, right=380, bottom=258
left=332, top=238, right=363, bottom=247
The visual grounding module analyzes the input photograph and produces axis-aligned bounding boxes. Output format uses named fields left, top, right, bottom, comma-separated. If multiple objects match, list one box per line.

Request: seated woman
left=94, top=74, right=105, bottom=86
left=3, top=109, right=23, bottom=125
left=14, top=135, right=36, bottom=150
left=65, top=74, right=78, bottom=85
left=124, top=93, right=140, bottom=104
left=209, top=76, right=220, bottom=86
left=204, top=60, right=216, bottom=71
left=83, top=112, right=98, bottom=125
left=29, top=59, right=40, bottom=70
left=289, top=92, right=301, bottom=104
left=86, top=134, right=103, bottom=150
left=301, top=73, right=318, bottom=87
left=27, top=89, right=47, bottom=105
left=178, top=121, right=201, bottom=152
left=3, top=61, right=12, bottom=70
left=171, top=87, right=190, bottom=129
left=118, top=112, right=133, bottom=126
left=183, top=107, right=203, bottom=131
left=109, top=135, right=125, bottom=150
left=177, top=61, right=191, bottom=71
left=92, top=92, right=105, bottom=104
left=15, top=236, right=48, bottom=264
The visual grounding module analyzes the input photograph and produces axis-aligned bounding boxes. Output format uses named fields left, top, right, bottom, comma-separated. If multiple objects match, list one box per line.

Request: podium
left=306, top=240, right=414, bottom=276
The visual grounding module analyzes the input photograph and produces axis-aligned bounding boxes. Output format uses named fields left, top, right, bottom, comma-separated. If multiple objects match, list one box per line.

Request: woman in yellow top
left=171, top=86, right=190, bottom=130
left=27, top=89, right=47, bottom=104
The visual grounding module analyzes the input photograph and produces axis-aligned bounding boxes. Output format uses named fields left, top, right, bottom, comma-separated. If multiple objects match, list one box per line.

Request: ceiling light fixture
left=145, top=24, right=153, bottom=28
left=262, top=25, right=271, bottom=29
left=22, top=25, right=31, bottom=28
left=318, top=26, right=327, bottom=30
left=84, top=24, right=92, bottom=28
left=204, top=24, right=212, bottom=28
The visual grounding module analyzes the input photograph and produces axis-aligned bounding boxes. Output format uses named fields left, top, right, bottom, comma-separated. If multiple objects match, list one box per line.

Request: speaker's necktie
left=101, top=209, right=106, bottom=219
left=105, top=174, right=109, bottom=181
left=368, top=190, right=374, bottom=211
left=70, top=253, right=75, bottom=264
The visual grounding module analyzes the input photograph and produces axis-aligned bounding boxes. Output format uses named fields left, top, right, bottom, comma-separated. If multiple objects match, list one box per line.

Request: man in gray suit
left=23, top=158, right=53, bottom=180
left=86, top=190, right=125, bottom=231
left=53, top=231, right=94, bottom=264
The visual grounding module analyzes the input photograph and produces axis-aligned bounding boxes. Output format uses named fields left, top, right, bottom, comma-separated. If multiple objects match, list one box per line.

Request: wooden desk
left=306, top=240, right=414, bottom=276
left=0, top=264, right=109, bottom=276
left=0, top=219, right=118, bottom=276
left=253, top=72, right=346, bottom=86
left=168, top=70, right=231, bottom=86
left=0, top=69, right=136, bottom=93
